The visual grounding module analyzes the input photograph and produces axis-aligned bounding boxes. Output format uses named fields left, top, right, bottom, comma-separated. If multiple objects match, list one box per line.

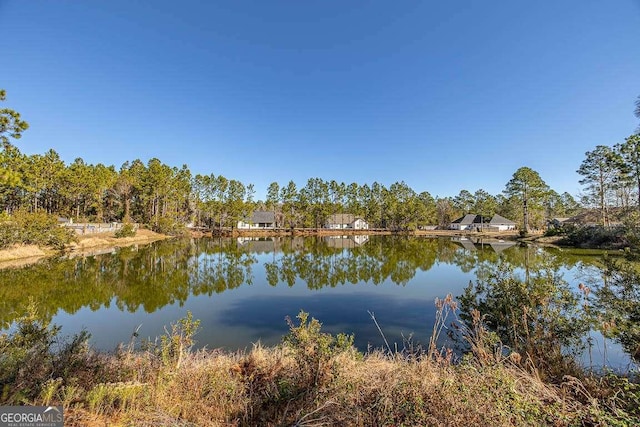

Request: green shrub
left=561, top=225, right=626, bottom=249
left=282, top=311, right=355, bottom=394
left=0, top=210, right=76, bottom=249
left=142, top=311, right=200, bottom=369
left=0, top=221, right=20, bottom=248
left=0, top=302, right=103, bottom=404
left=459, top=261, right=588, bottom=382
left=114, top=223, right=136, bottom=238
left=153, top=217, right=188, bottom=236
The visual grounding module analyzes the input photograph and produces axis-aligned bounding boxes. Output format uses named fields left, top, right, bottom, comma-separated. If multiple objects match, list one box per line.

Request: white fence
left=62, top=223, right=138, bottom=235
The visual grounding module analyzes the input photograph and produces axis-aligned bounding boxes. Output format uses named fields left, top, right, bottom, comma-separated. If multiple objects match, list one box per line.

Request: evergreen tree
left=577, top=146, right=621, bottom=226
left=504, top=167, right=550, bottom=234
left=0, top=89, right=29, bottom=149
left=616, top=134, right=640, bottom=211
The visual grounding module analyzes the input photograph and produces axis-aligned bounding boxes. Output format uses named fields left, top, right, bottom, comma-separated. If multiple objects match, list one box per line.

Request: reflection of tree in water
left=264, top=236, right=444, bottom=288
left=587, top=255, right=640, bottom=362
left=0, top=235, right=610, bottom=356
left=0, top=238, right=256, bottom=327
left=459, top=257, right=590, bottom=379
left=189, top=238, right=256, bottom=294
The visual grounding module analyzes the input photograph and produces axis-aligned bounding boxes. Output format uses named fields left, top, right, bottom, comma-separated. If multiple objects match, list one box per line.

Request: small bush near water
left=2, top=302, right=638, bottom=426
left=152, top=216, right=189, bottom=237
left=0, top=209, right=76, bottom=249
left=0, top=302, right=108, bottom=405
left=114, top=222, right=136, bottom=238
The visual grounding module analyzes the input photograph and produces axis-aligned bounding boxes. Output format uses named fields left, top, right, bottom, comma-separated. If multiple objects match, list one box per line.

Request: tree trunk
left=523, top=186, right=529, bottom=234
left=637, top=174, right=640, bottom=213
left=124, top=197, right=131, bottom=222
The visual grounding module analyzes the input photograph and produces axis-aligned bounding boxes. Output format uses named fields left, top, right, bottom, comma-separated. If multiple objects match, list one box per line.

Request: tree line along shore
left=3, top=87, right=640, bottom=246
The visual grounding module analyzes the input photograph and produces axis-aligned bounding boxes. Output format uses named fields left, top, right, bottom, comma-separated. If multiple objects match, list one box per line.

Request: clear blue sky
left=1, top=1, right=639, bottom=200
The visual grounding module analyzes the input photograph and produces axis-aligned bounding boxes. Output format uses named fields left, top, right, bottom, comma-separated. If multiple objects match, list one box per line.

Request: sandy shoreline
left=0, top=229, right=170, bottom=269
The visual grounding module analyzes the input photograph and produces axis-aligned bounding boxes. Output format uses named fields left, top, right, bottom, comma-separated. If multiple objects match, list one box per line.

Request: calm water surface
left=0, top=235, right=635, bottom=370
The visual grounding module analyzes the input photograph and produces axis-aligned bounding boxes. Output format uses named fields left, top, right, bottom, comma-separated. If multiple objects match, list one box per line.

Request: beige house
left=450, top=214, right=516, bottom=231
left=324, top=214, right=369, bottom=230
left=237, top=211, right=276, bottom=229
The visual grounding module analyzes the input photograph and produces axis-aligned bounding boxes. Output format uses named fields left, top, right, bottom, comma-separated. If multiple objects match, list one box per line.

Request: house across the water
left=324, top=214, right=369, bottom=230
left=237, top=211, right=276, bottom=229
left=450, top=214, right=516, bottom=231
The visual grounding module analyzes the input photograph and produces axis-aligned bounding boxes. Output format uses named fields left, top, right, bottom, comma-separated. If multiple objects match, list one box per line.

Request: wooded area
left=1, top=89, right=639, bottom=234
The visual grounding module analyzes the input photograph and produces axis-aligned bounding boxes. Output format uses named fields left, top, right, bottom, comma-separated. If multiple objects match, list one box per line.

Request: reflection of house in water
left=451, top=236, right=477, bottom=252
left=236, top=237, right=277, bottom=253
left=324, top=235, right=370, bottom=249
left=450, top=237, right=516, bottom=253
left=236, top=236, right=306, bottom=253
left=488, top=241, right=517, bottom=253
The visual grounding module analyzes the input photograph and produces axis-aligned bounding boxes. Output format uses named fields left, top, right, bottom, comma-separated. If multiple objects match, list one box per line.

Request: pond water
left=0, top=235, right=636, bottom=371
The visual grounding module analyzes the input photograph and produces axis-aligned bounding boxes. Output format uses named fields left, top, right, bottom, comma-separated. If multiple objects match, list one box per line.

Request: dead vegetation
left=2, top=302, right=637, bottom=426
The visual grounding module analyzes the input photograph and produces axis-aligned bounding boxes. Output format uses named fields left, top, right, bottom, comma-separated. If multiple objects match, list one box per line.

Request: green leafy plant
left=155, top=311, right=201, bottom=369
left=459, top=261, right=588, bottom=381
left=0, top=301, right=99, bottom=404
left=283, top=311, right=355, bottom=394
left=153, top=217, right=188, bottom=236
left=0, top=209, right=76, bottom=249
left=114, top=222, right=136, bottom=238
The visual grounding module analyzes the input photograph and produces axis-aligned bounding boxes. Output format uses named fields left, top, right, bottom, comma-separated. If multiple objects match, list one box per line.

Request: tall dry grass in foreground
left=2, top=301, right=638, bottom=426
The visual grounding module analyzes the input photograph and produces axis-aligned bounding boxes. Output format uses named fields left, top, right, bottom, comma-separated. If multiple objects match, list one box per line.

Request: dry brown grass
left=0, top=244, right=46, bottom=262
left=10, top=308, right=631, bottom=427
left=72, top=228, right=168, bottom=248
left=54, top=342, right=613, bottom=426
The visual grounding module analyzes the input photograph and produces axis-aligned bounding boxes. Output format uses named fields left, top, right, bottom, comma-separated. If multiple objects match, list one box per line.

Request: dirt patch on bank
left=0, top=244, right=46, bottom=261
left=0, top=245, right=49, bottom=265
left=67, top=229, right=169, bottom=251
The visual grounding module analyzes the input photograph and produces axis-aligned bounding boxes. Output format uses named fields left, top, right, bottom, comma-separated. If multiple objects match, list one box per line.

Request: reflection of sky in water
left=55, top=258, right=468, bottom=354
left=35, top=237, right=638, bottom=372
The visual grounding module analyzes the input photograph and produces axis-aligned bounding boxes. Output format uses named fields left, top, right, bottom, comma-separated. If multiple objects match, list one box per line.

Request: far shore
left=0, top=228, right=170, bottom=269
left=206, top=227, right=524, bottom=239
left=0, top=228, right=534, bottom=270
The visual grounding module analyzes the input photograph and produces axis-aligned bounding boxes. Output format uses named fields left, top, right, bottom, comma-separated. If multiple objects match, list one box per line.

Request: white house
left=324, top=214, right=369, bottom=230
left=237, top=211, right=276, bottom=229
left=488, top=214, right=516, bottom=231
left=450, top=214, right=516, bottom=231
left=450, top=214, right=484, bottom=230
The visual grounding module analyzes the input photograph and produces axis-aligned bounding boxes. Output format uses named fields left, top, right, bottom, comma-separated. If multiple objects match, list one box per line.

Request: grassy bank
left=1, top=306, right=637, bottom=426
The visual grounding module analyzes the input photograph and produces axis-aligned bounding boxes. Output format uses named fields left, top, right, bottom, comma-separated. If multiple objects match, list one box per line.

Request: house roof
left=451, top=214, right=477, bottom=225
left=250, top=211, right=275, bottom=223
left=451, top=214, right=488, bottom=225
left=489, top=214, right=516, bottom=225
left=326, top=214, right=367, bottom=225
left=452, top=214, right=515, bottom=226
